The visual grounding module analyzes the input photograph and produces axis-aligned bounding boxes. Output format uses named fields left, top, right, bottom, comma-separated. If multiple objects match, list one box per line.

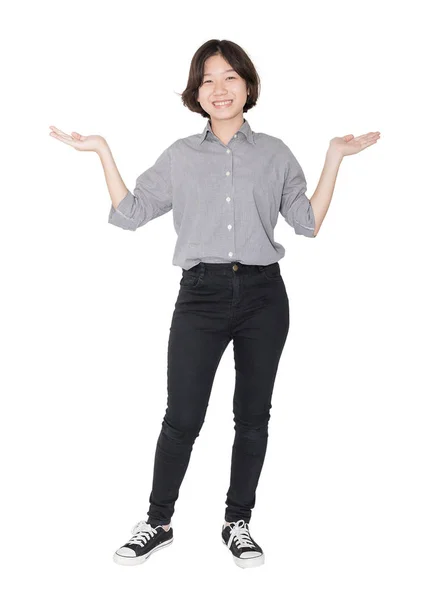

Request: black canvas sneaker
left=221, top=519, right=265, bottom=568
left=113, top=520, right=173, bottom=566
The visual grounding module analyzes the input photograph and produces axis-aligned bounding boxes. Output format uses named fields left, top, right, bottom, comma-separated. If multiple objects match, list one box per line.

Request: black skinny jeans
left=147, top=261, right=290, bottom=526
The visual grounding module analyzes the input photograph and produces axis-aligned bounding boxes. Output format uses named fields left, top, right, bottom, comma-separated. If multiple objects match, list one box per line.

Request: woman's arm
left=309, top=150, right=343, bottom=237
left=97, top=141, right=129, bottom=211
left=49, top=126, right=129, bottom=210
left=309, top=131, right=381, bottom=236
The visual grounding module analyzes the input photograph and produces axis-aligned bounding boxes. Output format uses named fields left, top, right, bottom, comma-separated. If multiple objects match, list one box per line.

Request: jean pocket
left=261, top=263, right=281, bottom=280
left=180, top=267, right=204, bottom=289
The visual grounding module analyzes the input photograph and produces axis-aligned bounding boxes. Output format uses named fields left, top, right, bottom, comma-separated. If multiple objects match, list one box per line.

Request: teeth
left=213, top=100, right=232, bottom=106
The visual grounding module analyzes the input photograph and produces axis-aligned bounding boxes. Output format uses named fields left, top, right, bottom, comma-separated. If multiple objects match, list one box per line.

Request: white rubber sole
left=221, top=539, right=265, bottom=568
left=113, top=537, right=174, bottom=566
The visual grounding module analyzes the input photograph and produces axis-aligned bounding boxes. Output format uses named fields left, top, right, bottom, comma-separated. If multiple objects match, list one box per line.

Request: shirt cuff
left=293, top=195, right=316, bottom=237
left=108, top=191, right=137, bottom=230
left=306, top=200, right=316, bottom=237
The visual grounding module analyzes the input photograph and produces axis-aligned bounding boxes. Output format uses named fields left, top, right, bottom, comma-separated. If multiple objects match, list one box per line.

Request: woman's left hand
left=329, top=131, right=381, bottom=158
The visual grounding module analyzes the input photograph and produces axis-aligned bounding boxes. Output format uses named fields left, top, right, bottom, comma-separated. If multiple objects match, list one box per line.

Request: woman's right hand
left=49, top=126, right=107, bottom=153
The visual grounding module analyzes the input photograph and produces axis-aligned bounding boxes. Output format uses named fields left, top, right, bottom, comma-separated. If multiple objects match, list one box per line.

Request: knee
left=233, top=414, right=270, bottom=440
left=161, top=415, right=203, bottom=444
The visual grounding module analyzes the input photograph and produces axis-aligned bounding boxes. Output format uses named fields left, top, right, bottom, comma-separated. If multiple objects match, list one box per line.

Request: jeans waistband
left=184, top=261, right=279, bottom=276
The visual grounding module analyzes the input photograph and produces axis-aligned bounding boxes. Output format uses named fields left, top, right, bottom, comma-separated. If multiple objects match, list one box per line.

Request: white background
left=1, top=0, right=443, bottom=597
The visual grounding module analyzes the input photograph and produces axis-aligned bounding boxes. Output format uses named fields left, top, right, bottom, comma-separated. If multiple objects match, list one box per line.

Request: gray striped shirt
left=108, top=118, right=316, bottom=270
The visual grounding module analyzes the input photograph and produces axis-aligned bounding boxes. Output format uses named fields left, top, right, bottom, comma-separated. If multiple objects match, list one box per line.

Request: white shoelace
left=128, top=521, right=158, bottom=547
left=227, top=519, right=255, bottom=550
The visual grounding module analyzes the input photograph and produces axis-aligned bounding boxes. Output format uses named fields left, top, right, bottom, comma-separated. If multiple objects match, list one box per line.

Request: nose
left=213, top=85, right=228, bottom=95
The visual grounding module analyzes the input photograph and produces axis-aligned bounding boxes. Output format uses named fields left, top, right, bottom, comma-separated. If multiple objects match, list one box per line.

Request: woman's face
left=197, top=54, right=249, bottom=121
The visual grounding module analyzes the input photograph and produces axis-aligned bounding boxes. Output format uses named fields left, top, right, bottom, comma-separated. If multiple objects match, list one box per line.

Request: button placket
left=225, top=144, right=234, bottom=260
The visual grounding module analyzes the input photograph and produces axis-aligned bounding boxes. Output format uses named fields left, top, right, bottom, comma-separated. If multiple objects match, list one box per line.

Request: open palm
left=49, top=126, right=105, bottom=152
left=329, top=132, right=381, bottom=157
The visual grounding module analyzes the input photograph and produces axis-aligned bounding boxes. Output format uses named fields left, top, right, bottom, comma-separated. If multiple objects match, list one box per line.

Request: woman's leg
left=224, top=267, right=290, bottom=524
left=147, top=271, right=231, bottom=526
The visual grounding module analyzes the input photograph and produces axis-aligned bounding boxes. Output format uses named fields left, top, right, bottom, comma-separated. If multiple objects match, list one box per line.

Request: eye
left=203, top=76, right=237, bottom=84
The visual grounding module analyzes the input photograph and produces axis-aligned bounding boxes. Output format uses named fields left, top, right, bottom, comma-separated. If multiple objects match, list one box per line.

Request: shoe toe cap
left=116, top=546, right=136, bottom=557
left=240, top=551, right=262, bottom=558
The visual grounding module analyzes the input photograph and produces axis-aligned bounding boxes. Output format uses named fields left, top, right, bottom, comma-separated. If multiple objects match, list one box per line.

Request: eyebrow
left=203, top=69, right=236, bottom=77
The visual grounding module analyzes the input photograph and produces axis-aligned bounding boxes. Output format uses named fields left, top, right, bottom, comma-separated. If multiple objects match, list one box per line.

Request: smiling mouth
left=212, top=100, right=233, bottom=107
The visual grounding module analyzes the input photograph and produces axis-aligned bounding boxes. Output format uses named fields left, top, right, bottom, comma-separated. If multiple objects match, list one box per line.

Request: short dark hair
left=180, top=39, right=261, bottom=119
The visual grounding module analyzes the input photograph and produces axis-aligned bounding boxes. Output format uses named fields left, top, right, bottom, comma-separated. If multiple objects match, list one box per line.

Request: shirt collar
left=199, top=117, right=255, bottom=145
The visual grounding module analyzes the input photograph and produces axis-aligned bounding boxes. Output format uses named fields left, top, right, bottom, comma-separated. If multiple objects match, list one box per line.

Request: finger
left=49, top=126, right=72, bottom=140
left=362, top=131, right=380, bottom=138
left=51, top=131, right=74, bottom=142
left=361, top=140, right=379, bottom=149
left=49, top=125, right=66, bottom=134
left=353, top=133, right=378, bottom=143
left=350, top=135, right=366, bottom=143
left=49, top=132, right=76, bottom=147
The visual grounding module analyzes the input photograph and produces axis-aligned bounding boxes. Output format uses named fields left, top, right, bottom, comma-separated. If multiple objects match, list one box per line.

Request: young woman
left=49, top=39, right=380, bottom=569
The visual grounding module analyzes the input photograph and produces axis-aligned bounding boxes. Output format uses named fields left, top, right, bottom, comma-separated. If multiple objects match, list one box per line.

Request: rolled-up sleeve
left=108, top=145, right=173, bottom=231
left=279, top=142, right=316, bottom=237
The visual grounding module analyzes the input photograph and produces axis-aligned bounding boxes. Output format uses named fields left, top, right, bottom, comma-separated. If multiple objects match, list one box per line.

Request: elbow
left=310, top=214, right=318, bottom=237
left=309, top=200, right=319, bottom=238
left=108, top=192, right=146, bottom=230
left=108, top=206, right=139, bottom=231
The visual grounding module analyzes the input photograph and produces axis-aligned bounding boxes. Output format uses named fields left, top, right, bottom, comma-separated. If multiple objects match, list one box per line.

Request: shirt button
left=226, top=171, right=230, bottom=176
left=226, top=148, right=231, bottom=153
left=228, top=252, right=233, bottom=257
left=234, top=134, right=237, bottom=138
left=227, top=224, right=232, bottom=230
left=226, top=197, right=231, bottom=202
